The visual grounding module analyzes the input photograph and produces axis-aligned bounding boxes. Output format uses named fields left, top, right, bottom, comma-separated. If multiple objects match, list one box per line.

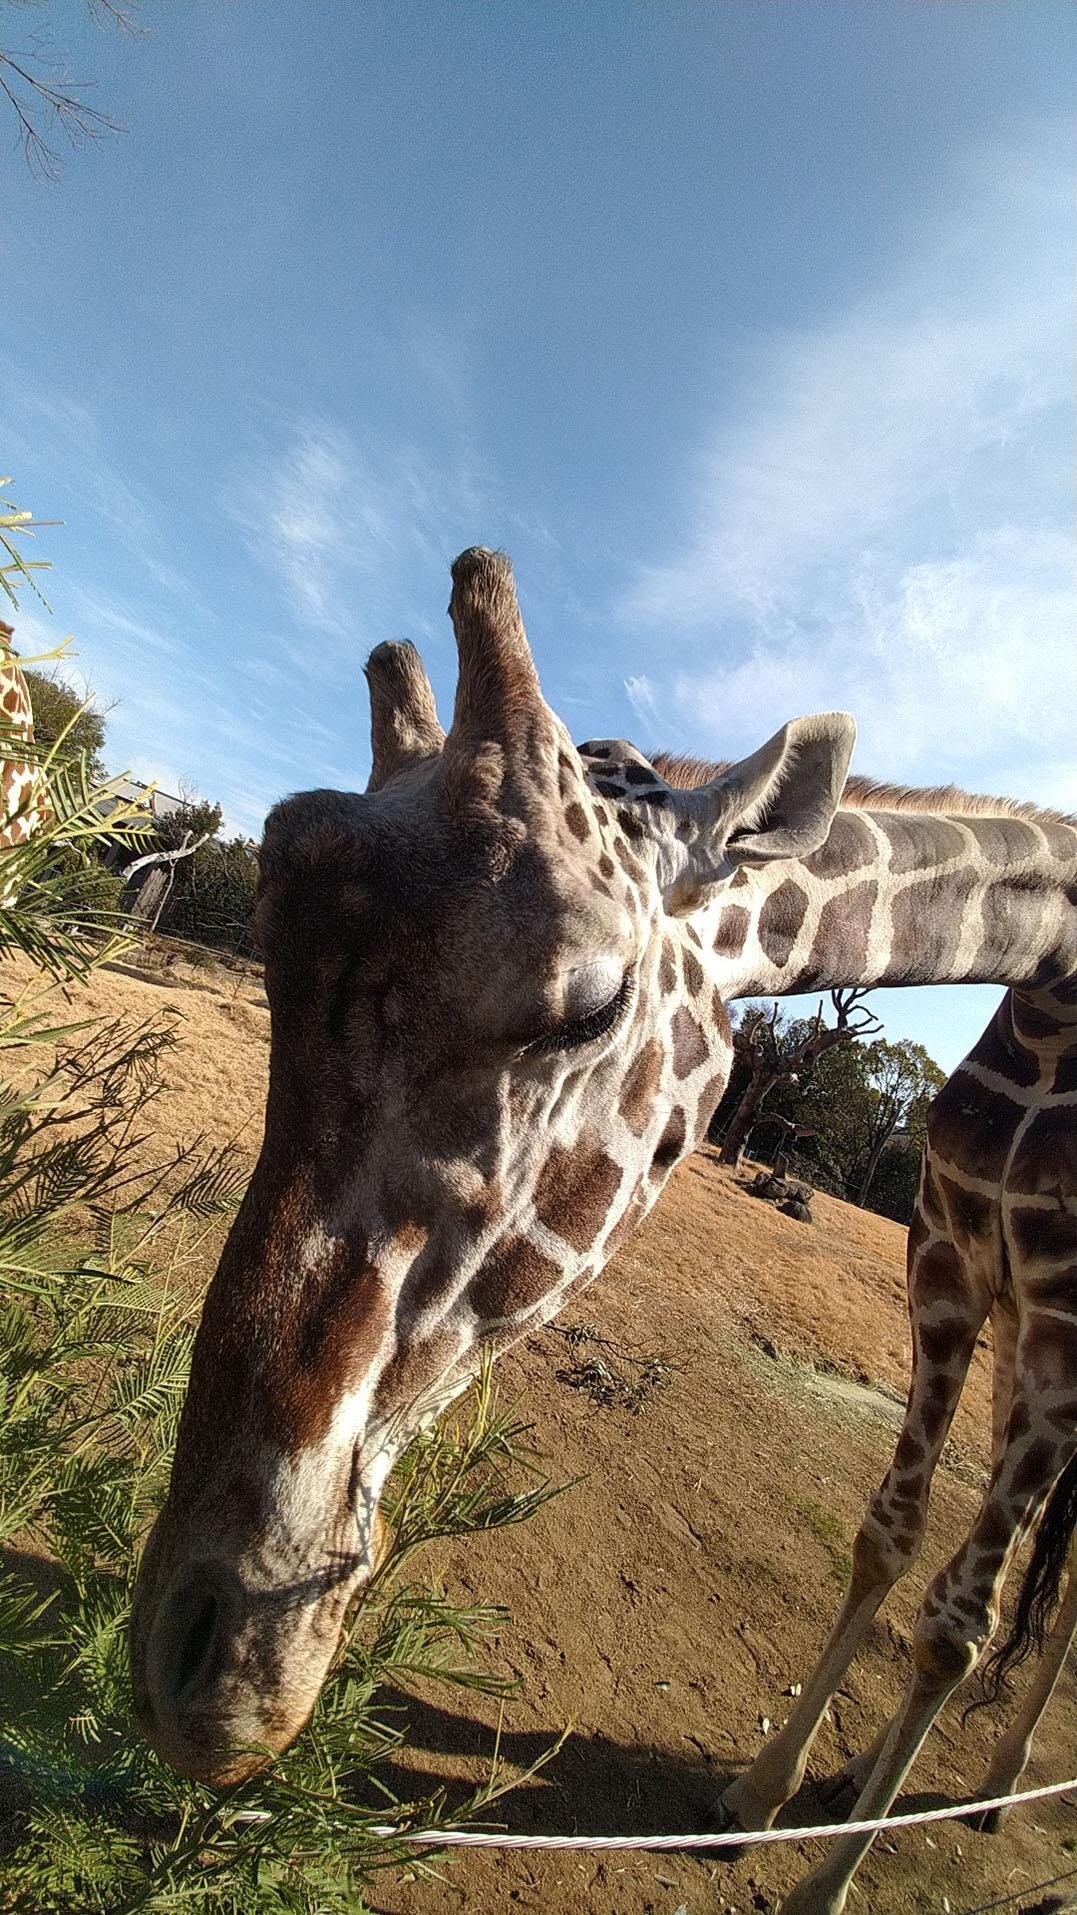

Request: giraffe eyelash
left=523, top=972, right=635, bottom=1057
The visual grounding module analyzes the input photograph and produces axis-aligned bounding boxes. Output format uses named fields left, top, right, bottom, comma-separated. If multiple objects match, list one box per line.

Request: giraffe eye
left=523, top=972, right=634, bottom=1056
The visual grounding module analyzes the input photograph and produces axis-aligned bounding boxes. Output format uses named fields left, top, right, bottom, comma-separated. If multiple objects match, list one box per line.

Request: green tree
left=797, top=1036, right=945, bottom=1211
left=149, top=799, right=259, bottom=955
left=713, top=990, right=880, bottom=1167
left=155, top=795, right=224, bottom=847
left=23, top=666, right=108, bottom=782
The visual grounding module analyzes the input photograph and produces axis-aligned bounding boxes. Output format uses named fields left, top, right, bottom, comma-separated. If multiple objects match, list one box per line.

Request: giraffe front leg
left=721, top=1210, right=982, bottom=1836
left=779, top=1424, right=1075, bottom=1915
left=778, top=1637, right=971, bottom=1915
left=719, top=1515, right=910, bottom=1834
left=967, top=1552, right=1077, bottom=1834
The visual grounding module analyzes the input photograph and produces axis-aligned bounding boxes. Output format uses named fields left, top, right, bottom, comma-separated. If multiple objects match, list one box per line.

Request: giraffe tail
left=969, top=1453, right=1077, bottom=1716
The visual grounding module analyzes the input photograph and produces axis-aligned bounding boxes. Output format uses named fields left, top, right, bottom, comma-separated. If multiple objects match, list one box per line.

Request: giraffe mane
left=649, top=753, right=1077, bottom=830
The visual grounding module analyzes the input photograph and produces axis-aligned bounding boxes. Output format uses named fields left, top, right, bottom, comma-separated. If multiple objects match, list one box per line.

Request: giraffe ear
left=645, top=712, right=855, bottom=915
left=710, top=712, right=856, bottom=864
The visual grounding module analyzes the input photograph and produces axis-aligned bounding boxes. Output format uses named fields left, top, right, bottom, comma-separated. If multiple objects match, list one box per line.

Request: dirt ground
left=5, top=949, right=1074, bottom=1915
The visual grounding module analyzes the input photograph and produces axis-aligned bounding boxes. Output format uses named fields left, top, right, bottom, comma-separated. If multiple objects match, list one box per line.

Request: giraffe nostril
left=173, top=1588, right=221, bottom=1700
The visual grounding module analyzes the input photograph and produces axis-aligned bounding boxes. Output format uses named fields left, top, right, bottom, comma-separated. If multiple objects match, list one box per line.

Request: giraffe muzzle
left=130, top=1499, right=392, bottom=1783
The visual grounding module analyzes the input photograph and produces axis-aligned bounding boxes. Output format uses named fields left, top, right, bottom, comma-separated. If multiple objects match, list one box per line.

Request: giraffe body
left=722, top=983, right=1077, bottom=1911
left=126, top=552, right=1075, bottom=1914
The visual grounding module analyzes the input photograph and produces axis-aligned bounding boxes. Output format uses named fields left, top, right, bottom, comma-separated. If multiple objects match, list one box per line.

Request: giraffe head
left=130, top=549, right=854, bottom=1781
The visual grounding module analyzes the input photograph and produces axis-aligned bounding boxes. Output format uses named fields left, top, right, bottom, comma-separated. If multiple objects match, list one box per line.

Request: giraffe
left=128, top=549, right=1076, bottom=1913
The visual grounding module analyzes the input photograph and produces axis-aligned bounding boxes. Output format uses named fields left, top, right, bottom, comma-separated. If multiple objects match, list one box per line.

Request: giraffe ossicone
left=128, top=550, right=1076, bottom=1915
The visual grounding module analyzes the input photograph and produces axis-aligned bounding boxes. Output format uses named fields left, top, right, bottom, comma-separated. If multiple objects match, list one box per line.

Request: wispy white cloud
left=623, top=672, right=663, bottom=735
left=617, top=131, right=1074, bottom=804
left=66, top=589, right=185, bottom=659
left=238, top=424, right=387, bottom=632
left=0, top=357, right=189, bottom=599
left=232, top=416, right=492, bottom=638
left=662, top=526, right=1074, bottom=793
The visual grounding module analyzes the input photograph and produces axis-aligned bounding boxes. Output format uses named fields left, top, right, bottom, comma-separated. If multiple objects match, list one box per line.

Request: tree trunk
left=719, top=1074, right=777, bottom=1165
left=855, top=1119, right=899, bottom=1207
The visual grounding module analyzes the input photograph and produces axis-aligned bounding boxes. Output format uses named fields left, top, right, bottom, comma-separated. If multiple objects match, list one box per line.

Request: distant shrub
left=141, top=800, right=259, bottom=957
left=155, top=832, right=260, bottom=955
left=45, top=839, right=126, bottom=925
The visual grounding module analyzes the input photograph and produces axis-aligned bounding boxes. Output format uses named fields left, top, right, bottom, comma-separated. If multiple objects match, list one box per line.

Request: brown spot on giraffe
left=890, top=871, right=980, bottom=982
left=985, top=997, right=1045, bottom=1088
left=1008, top=1102, right=1077, bottom=1196
left=532, top=1142, right=623, bottom=1252
left=1012, top=994, right=1061, bottom=1043
left=1009, top=1206, right=1077, bottom=1268
left=756, top=879, right=810, bottom=969
left=928, top=1068, right=1026, bottom=1187
left=919, top=1371, right=957, bottom=1444
left=974, top=1503, right=1010, bottom=1558
left=670, top=1006, right=708, bottom=1079
left=650, top=1107, right=687, bottom=1174
left=469, top=1235, right=563, bottom=1319
left=1007, top=1398, right=1032, bottom=1443
left=1051, top=1050, right=1077, bottom=1094
left=681, top=948, right=704, bottom=997
left=976, top=884, right=1049, bottom=979
left=564, top=801, right=590, bottom=842
left=1024, top=1265, right=1077, bottom=1310
left=875, top=813, right=967, bottom=875
left=802, top=877, right=876, bottom=986
left=714, top=903, right=750, bottom=960
left=932, top=1178, right=994, bottom=1251
left=1020, top=1314, right=1077, bottom=1389
left=619, top=1037, right=665, bottom=1136
left=1011, top=1437, right=1058, bottom=1499
left=802, top=810, right=877, bottom=876
left=918, top=1316, right=976, bottom=1367
left=968, top=815, right=1043, bottom=867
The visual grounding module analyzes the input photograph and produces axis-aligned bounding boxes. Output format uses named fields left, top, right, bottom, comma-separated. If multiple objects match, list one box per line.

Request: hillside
left=5, top=949, right=1073, bottom=1915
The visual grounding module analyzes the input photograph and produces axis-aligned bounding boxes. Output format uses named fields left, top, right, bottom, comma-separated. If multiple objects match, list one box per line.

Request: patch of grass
left=798, top=1497, right=852, bottom=1588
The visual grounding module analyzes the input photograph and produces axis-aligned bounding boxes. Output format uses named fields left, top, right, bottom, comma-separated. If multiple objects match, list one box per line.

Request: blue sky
left=2, top=1, right=1072, bottom=1070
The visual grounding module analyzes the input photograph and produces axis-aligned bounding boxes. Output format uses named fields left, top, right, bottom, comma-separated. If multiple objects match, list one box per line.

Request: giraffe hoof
left=965, top=1804, right=1007, bottom=1835
left=817, top=1754, right=871, bottom=1809
left=817, top=1767, right=857, bottom=1809
left=702, top=1793, right=749, bottom=1861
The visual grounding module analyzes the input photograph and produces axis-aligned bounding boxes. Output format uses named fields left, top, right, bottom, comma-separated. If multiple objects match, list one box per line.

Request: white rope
left=365, top=1773, right=1077, bottom=1850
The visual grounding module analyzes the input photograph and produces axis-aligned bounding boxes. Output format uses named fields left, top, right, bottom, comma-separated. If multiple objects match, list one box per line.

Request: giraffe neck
left=701, top=803, right=1077, bottom=1000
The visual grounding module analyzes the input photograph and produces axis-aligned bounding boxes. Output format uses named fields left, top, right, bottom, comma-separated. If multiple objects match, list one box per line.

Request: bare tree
left=718, top=986, right=881, bottom=1169
left=1, top=1, right=141, bottom=180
